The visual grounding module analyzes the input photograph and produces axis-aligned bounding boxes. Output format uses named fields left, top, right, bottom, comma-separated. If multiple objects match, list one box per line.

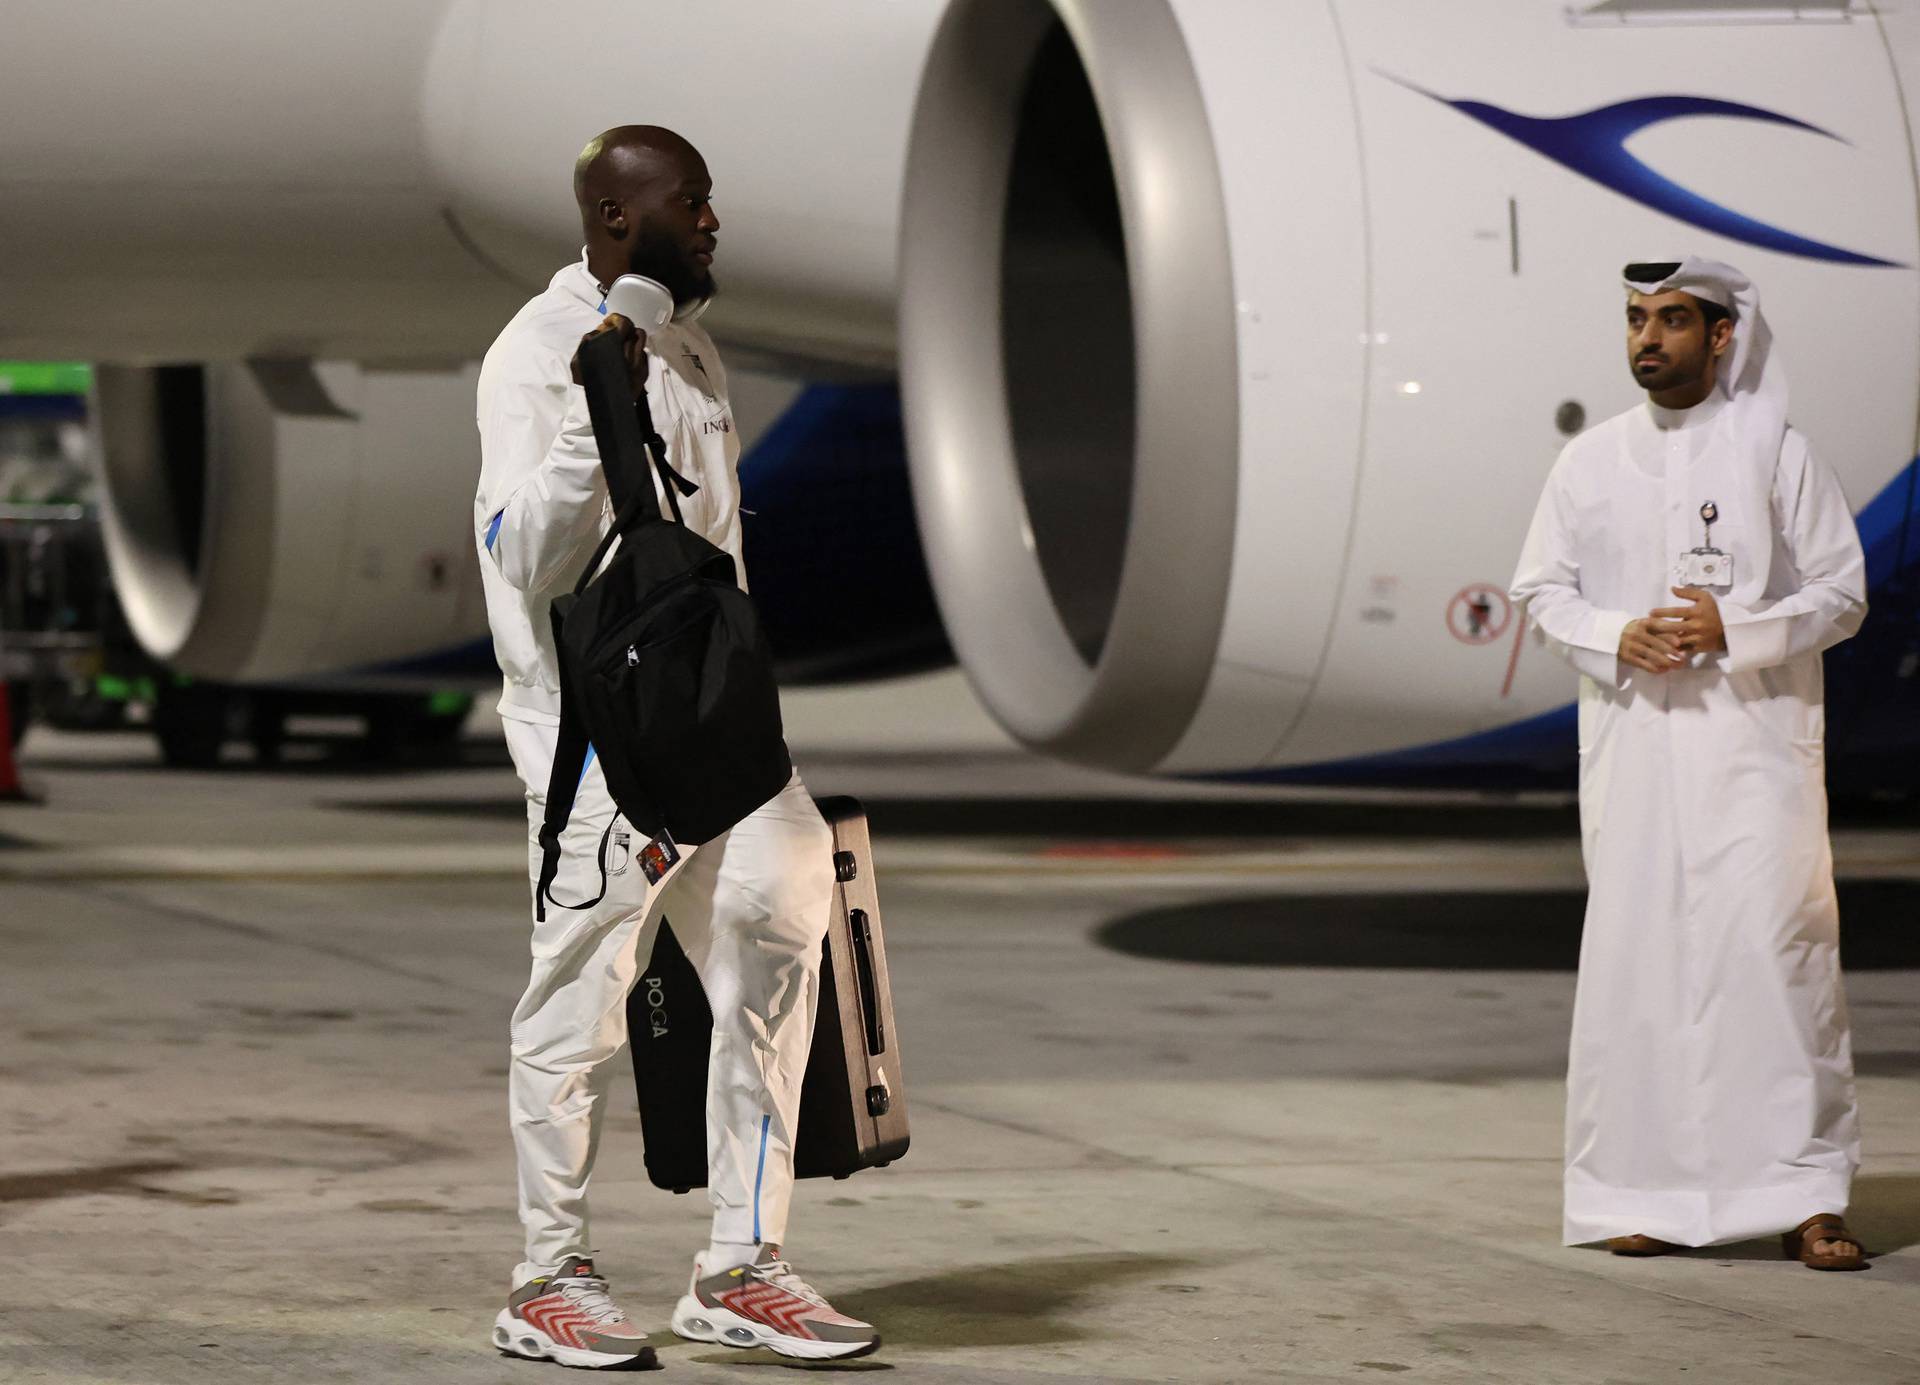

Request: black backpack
left=534, top=330, right=792, bottom=921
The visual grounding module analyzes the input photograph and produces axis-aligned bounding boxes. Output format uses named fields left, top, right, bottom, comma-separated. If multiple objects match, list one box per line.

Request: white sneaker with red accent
left=670, top=1247, right=879, bottom=1361
left=492, top=1255, right=657, bottom=1370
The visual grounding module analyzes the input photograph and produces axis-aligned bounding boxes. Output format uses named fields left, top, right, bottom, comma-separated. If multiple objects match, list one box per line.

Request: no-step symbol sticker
left=1447, top=584, right=1512, bottom=645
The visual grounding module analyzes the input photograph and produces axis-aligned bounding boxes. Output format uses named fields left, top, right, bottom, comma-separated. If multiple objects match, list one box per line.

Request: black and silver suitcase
left=627, top=794, right=910, bottom=1192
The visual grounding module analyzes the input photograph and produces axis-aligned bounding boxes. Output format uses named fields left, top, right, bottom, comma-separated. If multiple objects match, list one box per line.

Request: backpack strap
left=566, top=369, right=703, bottom=599
left=534, top=600, right=614, bottom=922
left=578, top=328, right=701, bottom=529
left=570, top=482, right=652, bottom=598
left=579, top=329, right=662, bottom=525
left=635, top=384, right=698, bottom=526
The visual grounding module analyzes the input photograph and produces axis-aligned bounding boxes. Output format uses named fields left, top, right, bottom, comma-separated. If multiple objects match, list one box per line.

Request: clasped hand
left=1617, top=586, right=1726, bottom=674
left=569, top=314, right=650, bottom=394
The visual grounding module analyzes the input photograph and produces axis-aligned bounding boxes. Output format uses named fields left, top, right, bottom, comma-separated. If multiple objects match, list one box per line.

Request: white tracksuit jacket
left=475, top=251, right=832, bottom=1284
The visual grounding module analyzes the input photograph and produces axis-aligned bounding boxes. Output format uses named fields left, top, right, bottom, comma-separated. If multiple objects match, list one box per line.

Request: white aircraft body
left=2, top=0, right=1916, bottom=784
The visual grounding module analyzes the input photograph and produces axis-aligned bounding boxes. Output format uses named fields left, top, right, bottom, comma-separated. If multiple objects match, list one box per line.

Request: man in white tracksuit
left=1510, top=258, right=1870, bottom=1270
left=473, top=126, right=880, bottom=1367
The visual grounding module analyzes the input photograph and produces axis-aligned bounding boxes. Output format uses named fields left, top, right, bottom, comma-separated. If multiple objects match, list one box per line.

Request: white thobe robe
left=1510, top=391, right=1867, bottom=1247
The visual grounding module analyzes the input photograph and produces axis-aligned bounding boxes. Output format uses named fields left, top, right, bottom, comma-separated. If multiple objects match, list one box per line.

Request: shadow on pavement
left=313, top=788, right=1920, bottom=839
left=1095, top=885, right=1920, bottom=972
left=1852, top=1173, right=1920, bottom=1256
left=815, top=1252, right=1199, bottom=1349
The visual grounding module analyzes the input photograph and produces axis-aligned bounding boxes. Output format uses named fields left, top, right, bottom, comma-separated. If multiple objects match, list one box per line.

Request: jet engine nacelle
left=93, top=360, right=489, bottom=685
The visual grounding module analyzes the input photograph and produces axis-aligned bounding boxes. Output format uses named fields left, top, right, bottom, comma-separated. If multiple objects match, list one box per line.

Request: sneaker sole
left=670, top=1296, right=879, bottom=1361
left=492, top=1309, right=659, bottom=1370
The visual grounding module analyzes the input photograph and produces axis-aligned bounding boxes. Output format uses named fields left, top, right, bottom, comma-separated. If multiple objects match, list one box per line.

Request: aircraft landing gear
left=151, top=681, right=234, bottom=769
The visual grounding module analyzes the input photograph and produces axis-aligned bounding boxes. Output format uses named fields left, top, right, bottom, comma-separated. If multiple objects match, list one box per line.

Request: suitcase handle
left=849, top=908, right=885, bottom=1056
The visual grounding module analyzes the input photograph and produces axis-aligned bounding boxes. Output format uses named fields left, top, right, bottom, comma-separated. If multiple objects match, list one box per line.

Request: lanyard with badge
left=1673, top=501, right=1732, bottom=589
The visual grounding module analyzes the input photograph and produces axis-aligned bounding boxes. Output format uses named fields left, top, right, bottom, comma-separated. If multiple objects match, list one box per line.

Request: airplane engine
left=900, top=0, right=1367, bottom=775
left=90, top=359, right=951, bottom=691
left=92, top=360, right=490, bottom=685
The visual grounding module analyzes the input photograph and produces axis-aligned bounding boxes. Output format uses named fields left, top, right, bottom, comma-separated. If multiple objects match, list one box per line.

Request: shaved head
left=573, top=125, right=719, bottom=307
left=574, top=125, right=703, bottom=213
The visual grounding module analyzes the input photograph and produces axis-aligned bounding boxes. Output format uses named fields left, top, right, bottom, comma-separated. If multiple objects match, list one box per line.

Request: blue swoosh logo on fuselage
left=1385, top=74, right=1903, bottom=268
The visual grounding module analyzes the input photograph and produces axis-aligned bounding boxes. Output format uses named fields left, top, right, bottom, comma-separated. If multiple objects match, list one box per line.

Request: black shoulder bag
left=534, top=331, right=792, bottom=921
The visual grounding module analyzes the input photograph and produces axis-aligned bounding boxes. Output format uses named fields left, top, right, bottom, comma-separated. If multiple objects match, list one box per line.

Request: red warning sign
left=1447, top=584, right=1512, bottom=646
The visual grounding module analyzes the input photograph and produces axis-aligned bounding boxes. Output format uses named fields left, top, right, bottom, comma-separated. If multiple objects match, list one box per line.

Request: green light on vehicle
left=426, top=691, right=473, bottom=718
left=94, top=674, right=158, bottom=703
left=0, top=362, right=92, bottom=396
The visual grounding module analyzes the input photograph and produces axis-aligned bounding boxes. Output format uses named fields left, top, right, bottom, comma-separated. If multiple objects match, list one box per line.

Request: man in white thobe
left=1510, top=258, right=1869, bottom=1268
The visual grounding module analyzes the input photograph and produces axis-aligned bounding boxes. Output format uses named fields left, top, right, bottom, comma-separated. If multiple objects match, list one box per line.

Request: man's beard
left=1633, top=357, right=1699, bottom=394
left=628, top=227, right=714, bottom=308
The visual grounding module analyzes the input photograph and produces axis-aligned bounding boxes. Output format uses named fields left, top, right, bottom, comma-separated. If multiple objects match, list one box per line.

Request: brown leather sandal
left=1783, top=1214, right=1869, bottom=1271
left=1606, top=1234, right=1679, bottom=1256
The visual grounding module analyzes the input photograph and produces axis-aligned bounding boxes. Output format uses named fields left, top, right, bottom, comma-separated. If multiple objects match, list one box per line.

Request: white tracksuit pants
left=503, top=719, right=833, bottom=1285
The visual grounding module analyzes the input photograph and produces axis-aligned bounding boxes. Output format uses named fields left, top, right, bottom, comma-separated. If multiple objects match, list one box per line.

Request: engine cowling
left=900, top=0, right=1366, bottom=775
left=93, top=360, right=491, bottom=685
left=91, top=360, right=952, bottom=690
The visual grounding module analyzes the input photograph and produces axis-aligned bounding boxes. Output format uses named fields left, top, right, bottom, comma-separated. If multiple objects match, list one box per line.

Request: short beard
left=1633, top=358, right=1702, bottom=395
left=627, top=226, right=713, bottom=309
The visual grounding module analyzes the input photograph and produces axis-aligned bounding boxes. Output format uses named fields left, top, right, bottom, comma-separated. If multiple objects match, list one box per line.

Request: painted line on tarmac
left=1, top=837, right=1917, bottom=885
left=0, top=839, right=1577, bottom=882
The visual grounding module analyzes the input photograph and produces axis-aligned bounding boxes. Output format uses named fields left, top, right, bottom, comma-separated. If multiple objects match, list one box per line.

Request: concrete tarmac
left=3, top=711, right=1920, bottom=1383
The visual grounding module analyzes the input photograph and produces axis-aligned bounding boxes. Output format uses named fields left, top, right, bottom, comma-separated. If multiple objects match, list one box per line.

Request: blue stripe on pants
left=752, top=1114, right=770, bottom=1243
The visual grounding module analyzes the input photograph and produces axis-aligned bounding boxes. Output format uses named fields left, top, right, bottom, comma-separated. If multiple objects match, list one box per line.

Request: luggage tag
left=1672, top=500, right=1734, bottom=590
left=638, top=829, right=681, bottom=885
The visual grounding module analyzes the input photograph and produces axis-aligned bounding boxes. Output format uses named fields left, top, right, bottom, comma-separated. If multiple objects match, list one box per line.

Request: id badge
left=638, top=829, right=681, bottom=885
left=1673, top=547, right=1733, bottom=589
left=1674, top=500, right=1733, bottom=590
